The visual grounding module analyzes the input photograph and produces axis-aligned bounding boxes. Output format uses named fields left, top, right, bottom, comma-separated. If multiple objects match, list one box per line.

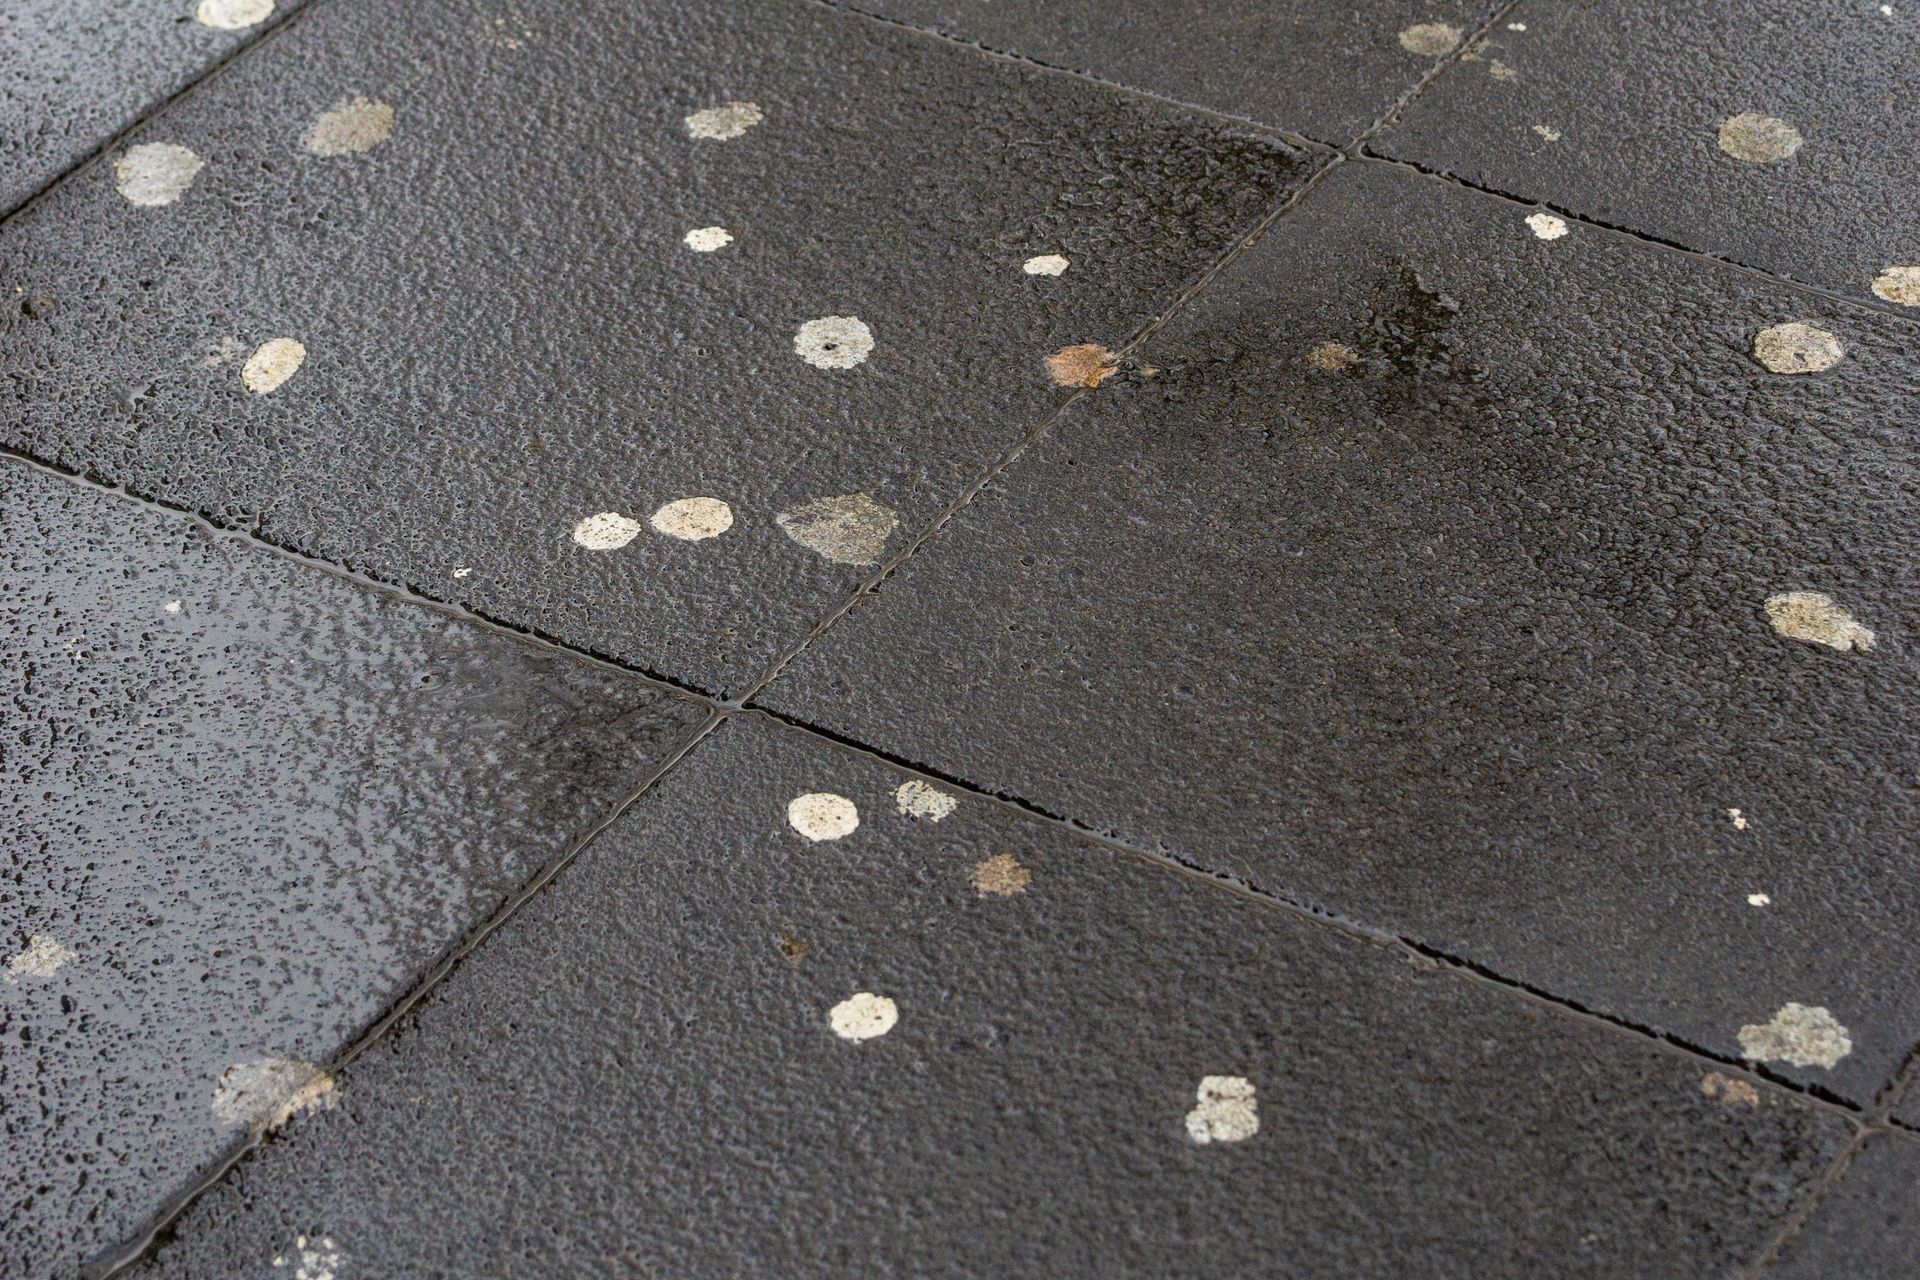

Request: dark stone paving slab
left=1374, top=0, right=1920, bottom=310
left=1764, top=1134, right=1920, bottom=1278
left=0, top=459, right=707, bottom=1278
left=0, top=0, right=306, bottom=220
left=0, top=0, right=1313, bottom=699
left=134, top=716, right=1845, bottom=1279
left=763, top=159, right=1920, bottom=1105
left=849, top=0, right=1501, bottom=143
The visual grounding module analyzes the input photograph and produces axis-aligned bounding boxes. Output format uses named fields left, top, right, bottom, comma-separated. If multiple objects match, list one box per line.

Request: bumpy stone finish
left=1764, top=1134, right=1920, bottom=1278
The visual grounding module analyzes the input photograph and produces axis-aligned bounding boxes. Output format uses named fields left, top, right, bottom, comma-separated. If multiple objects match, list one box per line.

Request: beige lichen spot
left=272, top=1234, right=341, bottom=1280
left=1306, top=341, right=1361, bottom=371
left=304, top=97, right=395, bottom=156
left=1871, top=266, right=1920, bottom=307
left=829, top=992, right=897, bottom=1042
left=1045, top=343, right=1119, bottom=388
left=794, top=316, right=873, bottom=369
left=787, top=792, right=859, bottom=842
left=195, top=0, right=273, bottom=30
left=894, top=780, right=957, bottom=822
left=774, top=492, right=900, bottom=565
left=1023, top=254, right=1070, bottom=276
left=1397, top=22, right=1462, bottom=55
left=1766, top=591, right=1875, bottom=651
left=1739, top=1003, right=1851, bottom=1069
left=970, top=854, right=1031, bottom=897
left=1718, top=113, right=1803, bottom=163
left=1488, top=59, right=1519, bottom=81
left=1752, top=322, right=1844, bottom=374
left=114, top=143, right=204, bottom=206
left=1726, top=807, right=1750, bottom=830
left=1526, top=212, right=1569, bottom=241
left=1185, top=1075, right=1257, bottom=1144
left=1532, top=124, right=1562, bottom=142
left=212, top=1059, right=336, bottom=1133
left=683, top=226, right=733, bottom=252
left=777, top=934, right=810, bottom=965
left=1700, top=1072, right=1761, bottom=1107
left=571, top=511, right=643, bottom=551
left=685, top=101, right=763, bottom=140
left=3, top=935, right=76, bottom=983
left=648, top=496, right=733, bottom=541
left=241, top=338, right=306, bottom=394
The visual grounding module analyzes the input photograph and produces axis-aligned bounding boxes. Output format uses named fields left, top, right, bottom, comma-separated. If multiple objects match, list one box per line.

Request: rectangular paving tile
left=1374, top=0, right=1920, bottom=310
left=0, top=459, right=708, bottom=1278
left=849, top=0, right=1502, bottom=142
left=0, top=0, right=1313, bottom=699
left=0, top=0, right=303, bottom=219
left=762, top=158, right=1920, bottom=1105
left=1763, top=1133, right=1920, bottom=1278
left=132, top=716, right=1844, bottom=1279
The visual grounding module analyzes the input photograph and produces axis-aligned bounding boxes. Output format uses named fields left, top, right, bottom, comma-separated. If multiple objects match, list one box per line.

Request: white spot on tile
left=272, top=1235, right=341, bottom=1280
left=648, top=496, right=733, bottom=541
left=1507, top=21, right=1528, bottom=30
left=774, top=492, right=900, bottom=565
left=683, top=226, right=734, bottom=252
left=894, top=779, right=957, bottom=822
left=451, top=566, right=472, bottom=578
left=212, top=1059, right=336, bottom=1133
left=3, top=935, right=76, bottom=983
left=1700, top=1071, right=1760, bottom=1106
left=1306, top=341, right=1361, bottom=371
left=1532, top=124, right=1562, bottom=141
left=241, top=338, right=306, bottom=394
left=685, top=101, right=763, bottom=140
left=1871, top=265, right=1920, bottom=306
left=830, top=992, right=898, bottom=1041
left=1397, top=22, right=1462, bottom=55
left=971, top=853, right=1031, bottom=897
left=1738, top=1003, right=1851, bottom=1069
left=164, top=599, right=183, bottom=614
left=1023, top=254, right=1070, bottom=276
left=1526, top=212, right=1569, bottom=240
left=1718, top=113, right=1803, bottom=163
left=1752, top=322, right=1844, bottom=374
left=1726, top=808, right=1750, bottom=830
left=1766, top=591, right=1875, bottom=651
left=1488, top=59, right=1519, bottom=81
left=1748, top=892, right=1771, bottom=907
left=304, top=97, right=395, bottom=156
left=113, top=143, right=204, bottom=206
left=794, top=315, right=873, bottom=369
left=195, top=0, right=273, bottom=30
left=1882, top=4, right=1894, bottom=14
left=787, top=792, right=859, bottom=842
left=571, top=511, right=643, bottom=551
left=1185, top=1075, right=1257, bottom=1144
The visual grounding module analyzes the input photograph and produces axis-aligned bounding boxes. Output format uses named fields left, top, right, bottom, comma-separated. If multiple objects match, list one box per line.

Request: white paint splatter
left=1532, top=124, right=1562, bottom=142
left=787, top=792, right=859, bottom=842
left=164, top=599, right=183, bottom=614
left=774, top=492, right=900, bottom=565
left=571, top=511, right=643, bottom=551
left=304, top=97, right=395, bottom=156
left=212, top=1059, right=336, bottom=1133
left=1748, top=892, right=1771, bottom=907
left=195, top=0, right=273, bottom=30
left=1871, top=266, right=1920, bottom=307
left=1766, top=591, right=1875, bottom=651
left=648, top=496, right=733, bottom=541
left=685, top=101, right=763, bottom=140
left=272, top=1235, right=341, bottom=1280
left=1526, top=212, right=1569, bottom=240
left=1023, top=254, right=1070, bottom=276
left=1397, top=22, right=1462, bottom=55
left=241, top=338, right=306, bottom=394
left=1738, top=1003, right=1851, bottom=1069
left=3, top=935, right=76, bottom=983
left=113, top=143, right=204, bottom=206
left=793, top=316, right=873, bottom=370
left=1726, top=808, right=1750, bottom=830
left=829, top=992, right=898, bottom=1042
left=683, top=226, right=734, bottom=252
left=1185, top=1075, right=1258, bottom=1144
left=1752, top=322, right=1844, bottom=374
left=894, top=780, right=957, bottom=822
left=1718, top=113, right=1803, bottom=163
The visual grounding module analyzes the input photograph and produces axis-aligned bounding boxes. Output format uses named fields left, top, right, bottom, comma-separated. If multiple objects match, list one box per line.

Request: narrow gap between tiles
left=1346, top=0, right=1528, bottom=152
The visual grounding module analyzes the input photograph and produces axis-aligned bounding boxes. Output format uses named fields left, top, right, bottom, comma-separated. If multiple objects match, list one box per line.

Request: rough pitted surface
left=0, top=0, right=306, bottom=219
left=764, top=161, right=1920, bottom=1104
left=0, top=0, right=1312, bottom=698
left=1764, top=1135, right=1920, bottom=1278
left=0, top=461, right=706, bottom=1278
left=1374, top=0, right=1920, bottom=307
left=854, top=0, right=1500, bottom=142
left=135, top=719, right=1844, bottom=1279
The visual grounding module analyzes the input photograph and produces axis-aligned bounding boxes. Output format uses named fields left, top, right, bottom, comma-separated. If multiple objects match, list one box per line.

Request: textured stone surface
left=1764, top=1134, right=1920, bottom=1278
left=764, top=159, right=1920, bottom=1104
left=1374, top=0, right=1920, bottom=307
left=134, top=717, right=1845, bottom=1280
left=0, top=460, right=707, bottom=1278
left=0, top=0, right=1313, bottom=697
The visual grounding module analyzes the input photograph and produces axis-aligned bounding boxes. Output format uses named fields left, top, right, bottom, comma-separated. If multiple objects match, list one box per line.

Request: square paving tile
left=1763, top=1133, right=1920, bottom=1278
left=1374, top=0, right=1920, bottom=311
left=763, top=158, right=1920, bottom=1105
left=131, top=716, right=1844, bottom=1279
left=0, top=459, right=707, bottom=1278
left=0, top=0, right=1314, bottom=698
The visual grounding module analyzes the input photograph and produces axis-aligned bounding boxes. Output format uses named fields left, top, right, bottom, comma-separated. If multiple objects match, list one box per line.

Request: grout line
left=1346, top=0, right=1528, bottom=151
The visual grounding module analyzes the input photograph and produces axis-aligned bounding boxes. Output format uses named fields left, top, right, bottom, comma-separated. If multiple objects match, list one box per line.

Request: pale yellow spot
left=241, top=338, right=306, bottom=394
left=1765, top=591, right=1874, bottom=651
left=304, top=98, right=395, bottom=156
left=1700, top=1072, right=1760, bottom=1106
left=1532, top=124, right=1562, bottom=142
left=1185, top=1076, right=1257, bottom=1143
left=1397, top=22, right=1462, bottom=55
left=894, top=780, right=957, bottom=822
left=648, top=497, right=733, bottom=541
left=829, top=992, right=897, bottom=1041
left=1306, top=341, right=1361, bottom=371
left=787, top=792, right=859, bottom=842
left=1526, top=212, right=1569, bottom=240
left=1870, top=266, right=1920, bottom=307
left=683, top=226, right=734, bottom=252
left=1718, top=113, right=1803, bottom=163
left=114, top=143, right=204, bottom=206
left=970, top=854, right=1031, bottom=897
left=195, top=0, right=273, bottom=30
left=685, top=102, right=763, bottom=140
left=1752, top=323, right=1843, bottom=374
left=571, top=511, right=643, bottom=550
left=774, top=492, right=900, bottom=565
left=211, top=1059, right=336, bottom=1133
left=1488, top=59, right=1519, bottom=81
left=3, top=935, right=76, bottom=983
left=1738, top=1003, right=1851, bottom=1069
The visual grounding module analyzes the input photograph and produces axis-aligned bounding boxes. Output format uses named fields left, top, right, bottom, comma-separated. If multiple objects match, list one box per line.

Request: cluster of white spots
left=971, top=853, right=1032, bottom=897
left=272, top=1235, right=341, bottom=1280
left=1738, top=1003, right=1852, bottom=1069
left=794, top=316, right=874, bottom=370
left=829, top=992, right=898, bottom=1042
left=1871, top=265, right=1920, bottom=306
left=114, top=143, right=204, bottom=206
left=894, top=780, right=957, bottom=823
left=1023, top=254, right=1071, bottom=276
left=774, top=492, right=900, bottom=565
left=1718, top=113, right=1803, bottom=163
left=1532, top=124, right=1562, bottom=142
left=1765, top=591, right=1875, bottom=651
left=484, top=16, right=535, bottom=49
left=685, top=101, right=763, bottom=140
left=787, top=792, right=859, bottom=842
left=1305, top=341, right=1361, bottom=371
left=1748, top=892, right=1772, bottom=907
left=1725, top=807, right=1750, bottom=830
left=1045, top=343, right=1119, bottom=388
left=1397, top=22, right=1462, bottom=55
left=1752, top=322, right=1844, bottom=374
left=1507, top=21, right=1528, bottom=31
left=683, top=226, right=734, bottom=253
left=212, top=1059, right=336, bottom=1133
left=648, top=496, right=733, bottom=541
left=304, top=97, right=395, bottom=156
left=3, top=935, right=76, bottom=983
left=241, top=338, right=307, bottom=394
left=1525, top=212, right=1569, bottom=240
left=164, top=599, right=184, bottom=614
left=1185, top=1075, right=1258, bottom=1144
left=1700, top=1071, right=1760, bottom=1107
left=195, top=0, right=273, bottom=30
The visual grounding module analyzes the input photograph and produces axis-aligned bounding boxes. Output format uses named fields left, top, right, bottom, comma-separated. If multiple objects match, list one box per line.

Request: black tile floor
left=1, top=1, right=1915, bottom=1277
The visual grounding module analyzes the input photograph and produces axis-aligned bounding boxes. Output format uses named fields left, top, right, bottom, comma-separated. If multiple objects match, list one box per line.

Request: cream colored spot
left=774, top=492, right=900, bottom=565
left=1532, top=124, right=1562, bottom=142
left=1726, top=808, right=1750, bottom=830
left=164, top=599, right=183, bottom=614
left=241, top=338, right=306, bottom=394
left=787, top=792, right=859, bottom=842
left=304, top=97, right=395, bottom=156
left=212, top=1059, right=336, bottom=1133
left=571, top=511, right=643, bottom=551
left=1882, top=4, right=1894, bottom=14
left=1488, top=59, right=1519, bottom=81
left=1748, top=892, right=1771, bottom=907
left=1738, top=1003, right=1851, bottom=1069
left=1306, top=341, right=1361, bottom=371
left=649, top=496, right=733, bottom=541
left=794, top=316, right=873, bottom=369
left=271, top=1235, right=341, bottom=1280
left=1871, top=266, right=1920, bottom=307
left=894, top=780, right=957, bottom=822
left=970, top=853, right=1031, bottom=897
left=1185, top=1075, right=1257, bottom=1144
left=829, top=992, right=897, bottom=1042
left=1700, top=1072, right=1760, bottom=1107
left=113, top=143, right=204, bottom=206
left=1507, top=21, right=1528, bottom=30
left=1023, top=254, right=1070, bottom=276
left=1045, top=343, right=1119, bottom=387
left=1526, top=212, right=1569, bottom=240
left=195, top=0, right=273, bottom=30
left=1718, top=113, right=1803, bottom=163
left=683, top=226, right=734, bottom=252
left=685, top=101, right=763, bottom=140
left=1766, top=591, right=1874, bottom=651
left=1752, top=322, right=1844, bottom=374
left=3, top=935, right=76, bottom=983
left=1397, top=22, right=1462, bottom=55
